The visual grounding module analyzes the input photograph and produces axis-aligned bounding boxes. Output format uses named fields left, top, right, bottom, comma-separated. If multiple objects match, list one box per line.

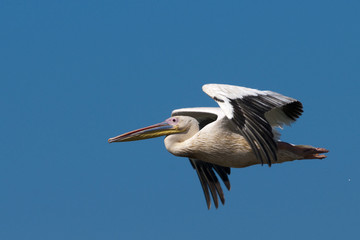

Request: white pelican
left=108, top=84, right=328, bottom=209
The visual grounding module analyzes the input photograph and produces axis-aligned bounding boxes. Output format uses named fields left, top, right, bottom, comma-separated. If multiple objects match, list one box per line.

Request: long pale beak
left=108, top=121, right=180, bottom=143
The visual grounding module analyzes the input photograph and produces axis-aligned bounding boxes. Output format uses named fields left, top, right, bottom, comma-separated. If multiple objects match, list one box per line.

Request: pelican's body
left=164, top=108, right=312, bottom=168
left=164, top=114, right=255, bottom=168
left=109, top=84, right=328, bottom=209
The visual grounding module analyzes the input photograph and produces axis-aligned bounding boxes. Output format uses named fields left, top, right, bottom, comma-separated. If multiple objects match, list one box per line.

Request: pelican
left=108, top=84, right=329, bottom=209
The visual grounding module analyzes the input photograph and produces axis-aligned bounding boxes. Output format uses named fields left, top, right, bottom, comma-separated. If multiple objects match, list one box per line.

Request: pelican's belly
left=188, top=131, right=259, bottom=168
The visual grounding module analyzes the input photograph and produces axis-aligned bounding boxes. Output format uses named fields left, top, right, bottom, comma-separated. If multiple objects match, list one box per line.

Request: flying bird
left=108, top=84, right=329, bottom=209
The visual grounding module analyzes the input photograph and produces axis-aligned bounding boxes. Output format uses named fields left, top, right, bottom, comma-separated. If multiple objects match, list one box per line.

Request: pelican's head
left=108, top=116, right=195, bottom=143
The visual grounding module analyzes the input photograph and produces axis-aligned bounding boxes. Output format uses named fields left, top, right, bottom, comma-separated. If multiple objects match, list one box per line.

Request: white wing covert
left=202, top=84, right=303, bottom=166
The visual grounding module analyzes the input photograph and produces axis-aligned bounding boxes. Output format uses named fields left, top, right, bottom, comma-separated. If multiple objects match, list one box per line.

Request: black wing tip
left=283, top=101, right=303, bottom=121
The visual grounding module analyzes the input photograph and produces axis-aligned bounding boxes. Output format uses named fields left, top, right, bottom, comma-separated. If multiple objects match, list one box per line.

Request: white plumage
left=109, top=84, right=329, bottom=209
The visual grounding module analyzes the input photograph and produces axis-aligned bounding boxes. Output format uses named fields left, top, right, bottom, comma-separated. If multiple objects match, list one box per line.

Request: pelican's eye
left=167, top=117, right=178, bottom=125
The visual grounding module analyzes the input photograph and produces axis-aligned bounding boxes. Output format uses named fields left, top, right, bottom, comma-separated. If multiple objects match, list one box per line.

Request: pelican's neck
left=164, top=121, right=199, bottom=157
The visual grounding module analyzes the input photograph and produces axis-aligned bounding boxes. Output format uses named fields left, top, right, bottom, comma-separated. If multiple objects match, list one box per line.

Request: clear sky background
left=1, top=0, right=359, bottom=239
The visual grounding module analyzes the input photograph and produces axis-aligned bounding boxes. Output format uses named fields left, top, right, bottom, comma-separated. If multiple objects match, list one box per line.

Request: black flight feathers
left=229, top=93, right=303, bottom=166
left=189, top=159, right=231, bottom=209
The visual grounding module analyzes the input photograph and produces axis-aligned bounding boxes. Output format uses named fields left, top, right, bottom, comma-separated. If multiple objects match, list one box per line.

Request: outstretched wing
left=202, top=84, right=303, bottom=166
left=189, top=159, right=231, bottom=209
left=171, top=107, right=223, bottom=129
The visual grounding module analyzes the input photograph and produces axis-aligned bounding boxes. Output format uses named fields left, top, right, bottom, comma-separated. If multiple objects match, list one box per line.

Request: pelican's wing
left=202, top=84, right=303, bottom=166
left=189, top=158, right=231, bottom=209
left=172, top=107, right=224, bottom=129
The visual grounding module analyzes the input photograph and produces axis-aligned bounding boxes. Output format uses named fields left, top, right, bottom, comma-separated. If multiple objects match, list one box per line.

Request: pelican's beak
left=108, top=121, right=180, bottom=143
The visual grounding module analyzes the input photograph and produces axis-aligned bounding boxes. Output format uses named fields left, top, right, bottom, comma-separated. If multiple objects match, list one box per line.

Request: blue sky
left=1, top=0, right=359, bottom=239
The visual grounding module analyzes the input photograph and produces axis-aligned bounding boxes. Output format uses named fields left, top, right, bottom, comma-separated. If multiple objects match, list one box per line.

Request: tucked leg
left=277, top=141, right=329, bottom=162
